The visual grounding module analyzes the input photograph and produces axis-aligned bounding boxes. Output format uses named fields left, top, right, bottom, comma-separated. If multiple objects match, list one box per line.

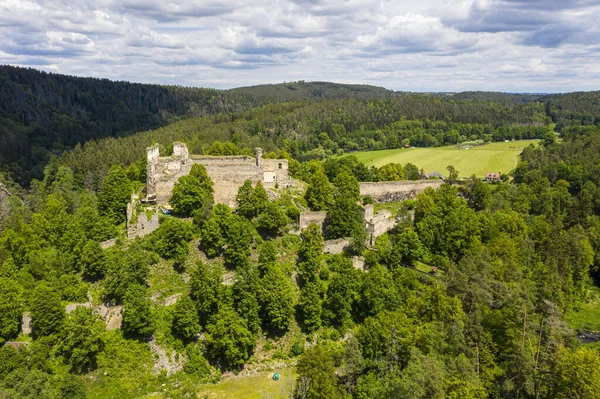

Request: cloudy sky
left=1, top=0, right=599, bottom=92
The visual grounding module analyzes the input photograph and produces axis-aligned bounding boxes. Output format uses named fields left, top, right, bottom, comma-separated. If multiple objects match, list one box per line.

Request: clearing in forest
left=347, top=140, right=539, bottom=177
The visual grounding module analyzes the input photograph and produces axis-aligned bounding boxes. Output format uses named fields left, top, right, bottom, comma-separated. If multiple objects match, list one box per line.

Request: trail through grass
left=347, top=140, right=538, bottom=177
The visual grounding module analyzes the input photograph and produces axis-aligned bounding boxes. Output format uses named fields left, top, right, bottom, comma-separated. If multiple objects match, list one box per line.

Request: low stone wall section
left=299, top=211, right=327, bottom=230
left=324, top=238, right=351, bottom=254
left=359, top=180, right=443, bottom=202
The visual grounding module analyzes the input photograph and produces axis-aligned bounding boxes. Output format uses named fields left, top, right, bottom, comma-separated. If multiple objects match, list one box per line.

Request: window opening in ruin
left=278, top=163, right=282, bottom=169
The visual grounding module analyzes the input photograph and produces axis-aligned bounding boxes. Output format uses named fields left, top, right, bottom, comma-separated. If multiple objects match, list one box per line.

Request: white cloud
left=0, top=0, right=599, bottom=91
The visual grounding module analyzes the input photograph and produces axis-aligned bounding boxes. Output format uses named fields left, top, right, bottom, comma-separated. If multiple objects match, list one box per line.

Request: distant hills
left=1, top=64, right=599, bottom=185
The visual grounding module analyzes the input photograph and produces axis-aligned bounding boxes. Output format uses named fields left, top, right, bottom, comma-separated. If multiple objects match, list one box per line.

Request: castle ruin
left=146, top=142, right=290, bottom=207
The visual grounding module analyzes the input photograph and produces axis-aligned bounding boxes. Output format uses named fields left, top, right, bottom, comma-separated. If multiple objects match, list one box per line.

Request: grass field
left=346, top=140, right=538, bottom=178
left=196, top=370, right=296, bottom=399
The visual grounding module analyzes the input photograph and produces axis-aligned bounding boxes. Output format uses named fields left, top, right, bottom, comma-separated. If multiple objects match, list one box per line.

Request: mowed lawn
left=347, top=140, right=538, bottom=177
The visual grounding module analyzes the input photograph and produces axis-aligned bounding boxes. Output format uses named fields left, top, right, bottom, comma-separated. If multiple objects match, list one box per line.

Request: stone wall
left=366, top=209, right=396, bottom=244
left=299, top=211, right=327, bottom=230
left=324, top=238, right=351, bottom=254
left=127, top=198, right=160, bottom=238
left=146, top=142, right=289, bottom=207
left=359, top=180, right=443, bottom=202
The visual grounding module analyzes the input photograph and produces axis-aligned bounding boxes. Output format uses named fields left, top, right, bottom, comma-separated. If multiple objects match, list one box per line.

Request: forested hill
left=227, top=81, right=396, bottom=103
left=2, top=64, right=600, bottom=186
left=0, top=66, right=395, bottom=185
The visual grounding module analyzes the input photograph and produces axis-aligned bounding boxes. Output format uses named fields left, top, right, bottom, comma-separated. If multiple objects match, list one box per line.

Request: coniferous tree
left=236, top=180, right=255, bottom=218
left=259, top=263, right=295, bottom=334
left=172, top=295, right=201, bottom=341
left=233, top=261, right=261, bottom=334
left=97, top=165, right=131, bottom=224
left=0, top=277, right=23, bottom=343
left=31, top=283, right=65, bottom=337
left=190, top=261, right=227, bottom=325
left=121, top=284, right=154, bottom=338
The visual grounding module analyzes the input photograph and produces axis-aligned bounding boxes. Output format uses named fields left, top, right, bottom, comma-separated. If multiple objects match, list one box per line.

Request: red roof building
left=485, top=172, right=501, bottom=181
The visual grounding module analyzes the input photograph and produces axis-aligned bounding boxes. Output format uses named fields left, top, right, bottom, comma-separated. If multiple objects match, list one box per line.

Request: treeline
left=3, top=64, right=600, bottom=187
left=47, top=98, right=551, bottom=191
left=0, top=67, right=395, bottom=185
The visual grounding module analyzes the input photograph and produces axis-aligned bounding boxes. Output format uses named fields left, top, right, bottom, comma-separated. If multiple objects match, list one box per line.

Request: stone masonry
left=146, top=142, right=290, bottom=207
left=127, top=196, right=160, bottom=238
left=359, top=180, right=443, bottom=202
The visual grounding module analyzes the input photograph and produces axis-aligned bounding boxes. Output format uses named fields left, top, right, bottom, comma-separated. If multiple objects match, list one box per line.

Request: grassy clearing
left=566, top=288, right=600, bottom=332
left=196, top=369, right=296, bottom=399
left=374, top=201, right=405, bottom=215
left=347, top=140, right=539, bottom=177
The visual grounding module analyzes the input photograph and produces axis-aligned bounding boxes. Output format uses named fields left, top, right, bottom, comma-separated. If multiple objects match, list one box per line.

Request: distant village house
left=485, top=172, right=501, bottom=182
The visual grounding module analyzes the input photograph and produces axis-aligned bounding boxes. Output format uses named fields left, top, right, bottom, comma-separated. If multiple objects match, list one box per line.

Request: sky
left=1, top=0, right=600, bottom=92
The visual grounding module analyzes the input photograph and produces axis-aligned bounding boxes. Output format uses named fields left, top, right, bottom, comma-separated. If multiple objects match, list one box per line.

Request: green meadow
left=346, top=140, right=539, bottom=177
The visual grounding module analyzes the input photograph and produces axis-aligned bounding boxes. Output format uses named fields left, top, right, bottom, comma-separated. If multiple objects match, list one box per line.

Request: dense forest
left=3, top=65, right=600, bottom=187
left=1, top=66, right=600, bottom=398
left=1, top=118, right=600, bottom=398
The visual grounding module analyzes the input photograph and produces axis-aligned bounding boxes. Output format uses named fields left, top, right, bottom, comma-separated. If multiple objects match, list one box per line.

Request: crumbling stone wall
left=324, top=238, right=351, bottom=254
left=366, top=209, right=396, bottom=244
left=359, top=180, right=443, bottom=202
left=127, top=198, right=160, bottom=238
left=146, top=142, right=290, bottom=207
left=299, top=211, right=327, bottom=230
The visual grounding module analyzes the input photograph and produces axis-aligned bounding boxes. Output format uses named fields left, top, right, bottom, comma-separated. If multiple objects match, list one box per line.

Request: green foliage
left=97, top=165, right=131, bottom=224
left=121, top=284, right=154, bottom=338
left=333, top=171, right=361, bottom=203
left=31, top=283, right=65, bottom=337
left=236, top=180, right=255, bottom=218
left=376, top=163, right=405, bottom=181
left=184, top=344, right=212, bottom=378
left=224, top=215, right=254, bottom=268
left=323, top=256, right=361, bottom=329
left=206, top=307, right=256, bottom=370
left=57, top=307, right=105, bottom=373
left=232, top=262, right=261, bottom=334
left=102, top=244, right=152, bottom=302
left=259, top=263, right=295, bottom=334
left=172, top=295, right=200, bottom=341
left=0, top=277, right=23, bottom=343
left=299, top=279, right=323, bottom=333
left=325, top=196, right=364, bottom=240
left=390, top=228, right=425, bottom=267
left=305, top=170, right=334, bottom=211
left=550, top=347, right=600, bottom=398
left=152, top=218, right=193, bottom=261
left=256, top=202, right=288, bottom=238
left=81, top=241, right=106, bottom=280
left=169, top=164, right=214, bottom=216
left=190, top=262, right=228, bottom=325
left=295, top=345, right=342, bottom=399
